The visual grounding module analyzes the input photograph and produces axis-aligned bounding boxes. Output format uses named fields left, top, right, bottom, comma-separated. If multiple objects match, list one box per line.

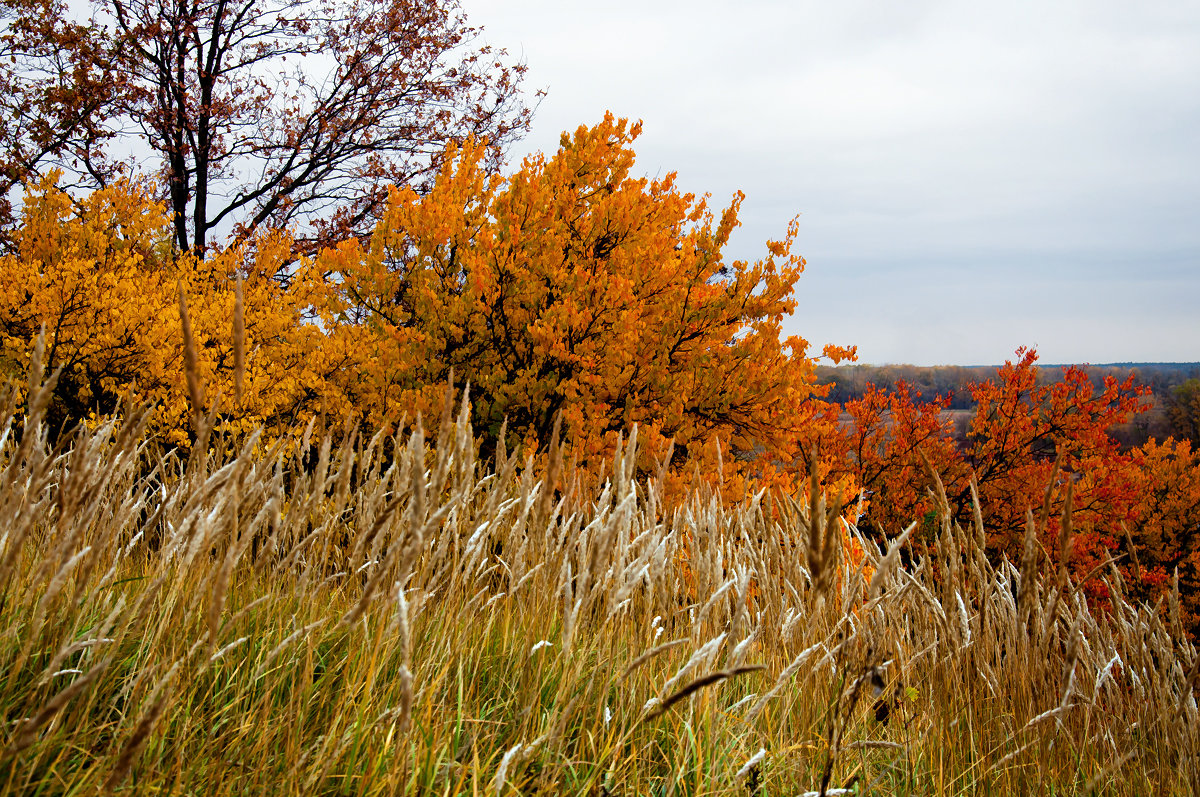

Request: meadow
left=1, top=349, right=1196, bottom=796
left=2, top=1, right=1197, bottom=792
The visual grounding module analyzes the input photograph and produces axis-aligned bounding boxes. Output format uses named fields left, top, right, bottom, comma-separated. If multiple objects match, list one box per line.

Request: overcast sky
left=469, top=0, right=1199, bottom=366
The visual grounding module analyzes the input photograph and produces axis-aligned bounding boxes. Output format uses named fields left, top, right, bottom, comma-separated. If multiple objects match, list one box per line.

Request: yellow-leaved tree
left=0, top=175, right=346, bottom=444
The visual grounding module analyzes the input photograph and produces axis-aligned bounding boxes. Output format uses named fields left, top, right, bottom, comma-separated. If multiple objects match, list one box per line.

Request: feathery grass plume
left=1057, top=613, right=1082, bottom=713
left=233, top=273, right=244, bottom=406
left=1018, top=508, right=1041, bottom=630
left=1121, top=521, right=1143, bottom=584
left=967, top=476, right=993, bottom=637
left=924, top=454, right=966, bottom=608
left=251, top=619, right=327, bottom=680
left=538, top=409, right=563, bottom=526
left=805, top=447, right=825, bottom=588
left=642, top=665, right=764, bottom=721
left=726, top=565, right=753, bottom=648
left=491, top=743, right=527, bottom=796
left=694, top=574, right=736, bottom=636
left=922, top=449, right=951, bottom=511
left=803, top=446, right=843, bottom=601
left=844, top=739, right=904, bottom=751
left=620, top=638, right=689, bottom=683
left=969, top=475, right=986, bottom=549
left=659, top=632, right=727, bottom=698
left=26, top=323, right=46, bottom=407
left=735, top=747, right=767, bottom=781
left=394, top=584, right=412, bottom=654
left=437, top=367, right=456, bottom=441
left=1039, top=451, right=1064, bottom=534
left=1046, top=478, right=1076, bottom=632
left=729, top=619, right=763, bottom=669
left=746, top=634, right=836, bottom=722
left=537, top=694, right=579, bottom=753
left=12, top=326, right=61, bottom=460
left=1168, top=569, right=1188, bottom=644
left=177, top=280, right=206, bottom=425
left=0, top=347, right=1195, bottom=793
left=867, top=521, right=916, bottom=602
left=396, top=665, right=414, bottom=734
left=103, top=661, right=181, bottom=789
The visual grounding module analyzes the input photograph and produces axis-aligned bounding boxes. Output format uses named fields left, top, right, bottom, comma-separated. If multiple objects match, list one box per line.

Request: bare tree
left=1, top=0, right=534, bottom=254
left=0, top=0, right=122, bottom=234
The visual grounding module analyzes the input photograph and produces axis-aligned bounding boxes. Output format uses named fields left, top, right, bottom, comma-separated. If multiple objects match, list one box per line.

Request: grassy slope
left=0, top=370, right=1197, bottom=795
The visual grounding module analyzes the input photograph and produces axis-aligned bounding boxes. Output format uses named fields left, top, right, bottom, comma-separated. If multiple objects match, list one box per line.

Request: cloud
left=472, top=0, right=1200, bottom=364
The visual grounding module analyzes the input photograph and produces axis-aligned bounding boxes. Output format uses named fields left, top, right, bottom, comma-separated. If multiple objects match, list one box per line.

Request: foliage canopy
left=308, top=114, right=853, bottom=472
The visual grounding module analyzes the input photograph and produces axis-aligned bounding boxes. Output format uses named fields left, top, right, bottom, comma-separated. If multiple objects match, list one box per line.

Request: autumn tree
left=822, top=349, right=1200, bottom=630
left=1115, top=437, right=1200, bottom=626
left=306, top=115, right=852, bottom=483
left=954, top=349, right=1148, bottom=559
left=0, top=175, right=346, bottom=442
left=829, top=381, right=960, bottom=545
left=835, top=350, right=1158, bottom=600
left=0, top=0, right=533, bottom=254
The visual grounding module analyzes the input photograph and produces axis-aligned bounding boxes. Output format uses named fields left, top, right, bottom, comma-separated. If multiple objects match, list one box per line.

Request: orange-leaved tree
left=838, top=349, right=1151, bottom=598
left=829, top=380, right=960, bottom=545
left=831, top=351, right=1200, bottom=629
left=957, top=349, right=1148, bottom=565
left=1081, top=436, right=1200, bottom=627
left=304, top=114, right=852, bottom=491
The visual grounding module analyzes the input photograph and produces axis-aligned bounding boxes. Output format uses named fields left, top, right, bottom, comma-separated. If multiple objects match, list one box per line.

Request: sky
left=469, top=0, right=1200, bottom=366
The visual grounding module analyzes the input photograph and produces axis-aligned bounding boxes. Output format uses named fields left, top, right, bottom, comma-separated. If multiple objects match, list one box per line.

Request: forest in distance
left=818, top=361, right=1200, bottom=409
left=819, top=360, right=1200, bottom=449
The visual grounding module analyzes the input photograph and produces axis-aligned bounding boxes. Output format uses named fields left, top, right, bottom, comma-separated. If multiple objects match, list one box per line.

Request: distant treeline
left=817, top=361, right=1200, bottom=450
left=817, top=361, right=1200, bottom=407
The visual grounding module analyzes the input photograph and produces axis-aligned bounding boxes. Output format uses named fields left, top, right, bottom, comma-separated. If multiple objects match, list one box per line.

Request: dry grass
left=0, top=357, right=1197, bottom=795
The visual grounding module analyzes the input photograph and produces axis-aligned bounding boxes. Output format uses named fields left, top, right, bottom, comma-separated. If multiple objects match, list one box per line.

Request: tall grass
left=0, top=351, right=1196, bottom=795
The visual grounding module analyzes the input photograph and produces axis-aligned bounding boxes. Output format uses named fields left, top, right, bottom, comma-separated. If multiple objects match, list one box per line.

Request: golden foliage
left=305, top=114, right=851, bottom=490
left=0, top=175, right=345, bottom=444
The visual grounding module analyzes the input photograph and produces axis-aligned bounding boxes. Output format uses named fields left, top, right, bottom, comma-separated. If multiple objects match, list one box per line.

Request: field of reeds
left=2, top=349, right=1198, bottom=796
